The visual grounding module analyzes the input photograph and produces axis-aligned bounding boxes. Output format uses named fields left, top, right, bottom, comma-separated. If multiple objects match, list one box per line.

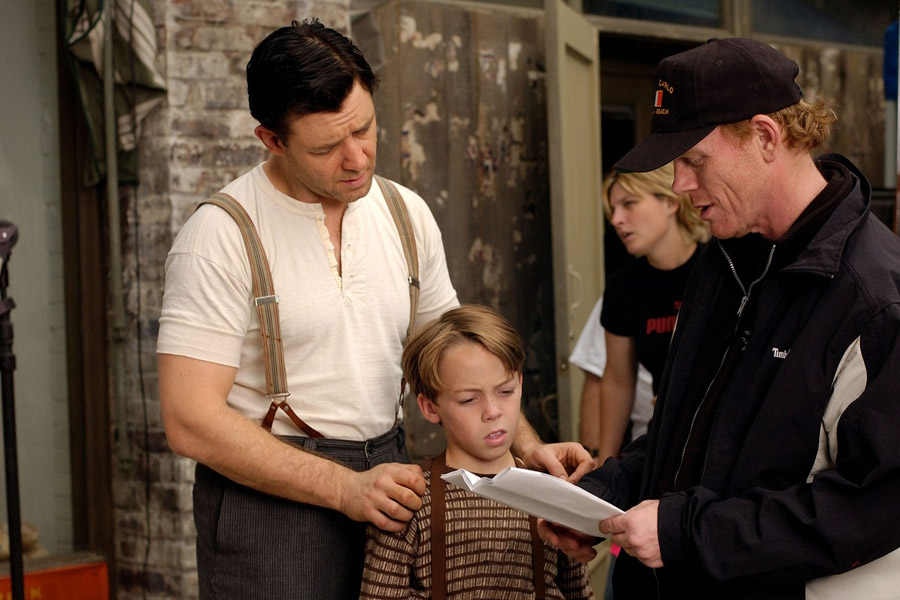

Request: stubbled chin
left=346, top=177, right=373, bottom=200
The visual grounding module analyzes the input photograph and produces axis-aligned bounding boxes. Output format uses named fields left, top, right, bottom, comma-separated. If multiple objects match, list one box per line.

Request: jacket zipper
left=671, top=241, right=775, bottom=488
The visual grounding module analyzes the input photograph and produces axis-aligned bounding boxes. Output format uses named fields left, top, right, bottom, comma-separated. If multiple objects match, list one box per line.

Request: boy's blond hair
left=402, top=304, right=525, bottom=402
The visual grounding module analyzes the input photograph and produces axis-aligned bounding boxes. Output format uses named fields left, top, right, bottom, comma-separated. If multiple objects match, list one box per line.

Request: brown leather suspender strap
left=430, top=453, right=547, bottom=600
left=375, top=175, right=420, bottom=342
left=529, top=510, right=548, bottom=600
left=430, top=454, right=448, bottom=600
left=375, top=175, right=421, bottom=414
left=198, top=178, right=418, bottom=438
left=198, top=193, right=323, bottom=438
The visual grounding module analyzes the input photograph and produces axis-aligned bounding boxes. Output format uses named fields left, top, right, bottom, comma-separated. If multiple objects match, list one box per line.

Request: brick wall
left=114, top=1, right=350, bottom=597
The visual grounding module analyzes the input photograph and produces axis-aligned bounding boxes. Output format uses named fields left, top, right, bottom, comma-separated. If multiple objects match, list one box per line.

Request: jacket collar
left=715, top=153, right=870, bottom=279
left=780, top=153, right=871, bottom=277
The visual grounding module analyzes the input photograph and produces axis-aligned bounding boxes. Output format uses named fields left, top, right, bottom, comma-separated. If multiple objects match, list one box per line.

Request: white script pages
left=441, top=467, right=624, bottom=537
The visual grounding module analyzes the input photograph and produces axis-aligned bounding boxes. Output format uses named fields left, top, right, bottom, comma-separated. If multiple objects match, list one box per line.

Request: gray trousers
left=193, top=427, right=408, bottom=600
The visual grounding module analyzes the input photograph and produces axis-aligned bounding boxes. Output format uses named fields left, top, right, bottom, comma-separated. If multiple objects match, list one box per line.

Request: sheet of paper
left=441, top=467, right=623, bottom=537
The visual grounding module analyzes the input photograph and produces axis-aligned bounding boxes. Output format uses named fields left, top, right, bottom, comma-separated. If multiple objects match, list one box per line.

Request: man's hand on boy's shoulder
left=337, top=463, right=426, bottom=532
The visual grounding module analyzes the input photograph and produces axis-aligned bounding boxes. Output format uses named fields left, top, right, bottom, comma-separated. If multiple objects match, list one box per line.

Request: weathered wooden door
left=545, top=0, right=602, bottom=442
left=369, top=0, right=559, bottom=457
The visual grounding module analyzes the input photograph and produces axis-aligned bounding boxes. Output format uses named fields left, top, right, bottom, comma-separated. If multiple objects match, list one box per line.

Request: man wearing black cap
left=540, top=37, right=900, bottom=599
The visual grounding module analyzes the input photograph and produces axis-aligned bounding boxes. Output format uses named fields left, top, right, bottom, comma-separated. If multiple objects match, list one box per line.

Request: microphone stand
left=0, top=220, right=23, bottom=600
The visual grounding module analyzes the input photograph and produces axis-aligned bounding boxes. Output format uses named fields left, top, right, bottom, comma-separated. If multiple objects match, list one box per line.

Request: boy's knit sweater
left=360, top=455, right=595, bottom=599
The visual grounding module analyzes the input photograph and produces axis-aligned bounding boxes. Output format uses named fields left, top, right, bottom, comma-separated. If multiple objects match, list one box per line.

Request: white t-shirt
left=569, top=297, right=654, bottom=438
left=157, top=165, right=459, bottom=440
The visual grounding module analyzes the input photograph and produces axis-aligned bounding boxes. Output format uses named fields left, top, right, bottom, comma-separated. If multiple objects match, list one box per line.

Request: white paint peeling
left=508, top=42, right=522, bottom=71
left=425, top=57, right=445, bottom=79
left=401, top=100, right=444, bottom=180
left=465, top=135, right=479, bottom=162
left=402, top=111, right=427, bottom=181
left=424, top=38, right=459, bottom=77
left=399, top=15, right=417, bottom=43
left=404, top=133, right=427, bottom=180
left=467, top=238, right=505, bottom=307
left=414, top=32, right=443, bottom=51
left=446, top=42, right=460, bottom=73
left=513, top=230, right=522, bottom=243
left=510, top=116, right=525, bottom=141
left=527, top=70, right=546, bottom=82
left=452, top=35, right=462, bottom=47
left=436, top=190, right=449, bottom=208
left=422, top=100, right=441, bottom=123
left=468, top=238, right=484, bottom=262
left=479, top=48, right=494, bottom=75
left=399, top=15, right=443, bottom=50
left=478, top=48, right=508, bottom=92
left=507, top=116, right=525, bottom=187
left=449, top=116, right=471, bottom=136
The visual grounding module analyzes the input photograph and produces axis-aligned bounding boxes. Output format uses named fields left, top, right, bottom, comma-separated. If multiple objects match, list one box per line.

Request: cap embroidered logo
left=615, top=37, right=803, bottom=173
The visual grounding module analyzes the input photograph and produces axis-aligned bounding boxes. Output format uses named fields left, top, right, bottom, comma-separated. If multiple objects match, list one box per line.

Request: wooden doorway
left=599, top=35, right=698, bottom=275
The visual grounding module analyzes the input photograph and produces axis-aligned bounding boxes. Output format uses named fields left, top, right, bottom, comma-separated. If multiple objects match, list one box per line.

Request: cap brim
left=614, top=125, right=716, bottom=173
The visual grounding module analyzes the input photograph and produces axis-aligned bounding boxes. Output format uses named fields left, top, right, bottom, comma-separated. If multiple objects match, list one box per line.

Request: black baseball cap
left=614, top=37, right=802, bottom=173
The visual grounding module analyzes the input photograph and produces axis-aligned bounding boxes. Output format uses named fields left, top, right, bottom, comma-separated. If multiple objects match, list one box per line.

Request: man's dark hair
left=247, top=19, right=379, bottom=141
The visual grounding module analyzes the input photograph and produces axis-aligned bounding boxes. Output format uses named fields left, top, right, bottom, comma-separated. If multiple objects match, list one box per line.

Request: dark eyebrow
left=354, top=115, right=375, bottom=134
left=311, top=115, right=375, bottom=153
left=310, top=142, right=337, bottom=153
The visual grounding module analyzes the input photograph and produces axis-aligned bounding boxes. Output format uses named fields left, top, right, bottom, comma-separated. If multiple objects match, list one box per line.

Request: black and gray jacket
left=580, top=154, right=900, bottom=599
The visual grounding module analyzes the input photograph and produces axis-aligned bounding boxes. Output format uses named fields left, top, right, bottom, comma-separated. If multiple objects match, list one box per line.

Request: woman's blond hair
left=401, top=304, right=525, bottom=402
left=602, top=163, right=709, bottom=244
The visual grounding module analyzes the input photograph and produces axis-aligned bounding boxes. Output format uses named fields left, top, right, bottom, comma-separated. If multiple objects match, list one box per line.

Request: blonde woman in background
left=594, top=163, right=709, bottom=465
left=588, top=162, right=707, bottom=599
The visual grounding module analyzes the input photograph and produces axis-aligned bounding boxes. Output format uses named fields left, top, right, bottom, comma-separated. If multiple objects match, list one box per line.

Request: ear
left=664, top=195, right=679, bottom=216
left=417, top=394, right=442, bottom=425
left=512, top=373, right=524, bottom=411
left=254, top=125, right=287, bottom=156
left=748, top=115, right=780, bottom=163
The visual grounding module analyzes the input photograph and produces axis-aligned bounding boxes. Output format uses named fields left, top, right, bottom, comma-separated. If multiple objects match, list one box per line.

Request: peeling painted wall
left=365, top=1, right=557, bottom=458
left=774, top=43, right=885, bottom=185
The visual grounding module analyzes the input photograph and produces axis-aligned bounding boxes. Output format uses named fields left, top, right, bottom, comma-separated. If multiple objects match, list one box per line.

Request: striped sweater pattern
left=360, top=456, right=594, bottom=599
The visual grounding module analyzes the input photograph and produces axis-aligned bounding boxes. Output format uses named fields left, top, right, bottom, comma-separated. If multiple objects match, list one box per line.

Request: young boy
left=360, top=304, right=594, bottom=599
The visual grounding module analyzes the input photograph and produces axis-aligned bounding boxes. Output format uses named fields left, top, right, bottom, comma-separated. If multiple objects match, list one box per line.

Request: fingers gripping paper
left=441, top=468, right=624, bottom=537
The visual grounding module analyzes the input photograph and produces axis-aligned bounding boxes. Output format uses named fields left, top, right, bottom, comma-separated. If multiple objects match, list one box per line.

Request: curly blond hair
left=722, top=97, right=836, bottom=153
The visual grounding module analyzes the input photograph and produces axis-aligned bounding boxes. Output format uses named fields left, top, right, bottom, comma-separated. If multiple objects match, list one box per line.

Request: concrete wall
left=0, top=0, right=73, bottom=558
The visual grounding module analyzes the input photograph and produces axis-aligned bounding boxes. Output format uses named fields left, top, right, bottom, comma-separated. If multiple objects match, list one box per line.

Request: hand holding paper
left=441, top=466, right=623, bottom=537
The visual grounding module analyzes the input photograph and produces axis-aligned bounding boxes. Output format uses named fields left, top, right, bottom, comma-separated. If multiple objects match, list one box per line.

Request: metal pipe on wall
left=103, top=0, right=131, bottom=470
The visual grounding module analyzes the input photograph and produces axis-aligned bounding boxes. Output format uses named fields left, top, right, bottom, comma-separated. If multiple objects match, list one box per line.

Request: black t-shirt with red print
left=600, top=247, right=701, bottom=395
